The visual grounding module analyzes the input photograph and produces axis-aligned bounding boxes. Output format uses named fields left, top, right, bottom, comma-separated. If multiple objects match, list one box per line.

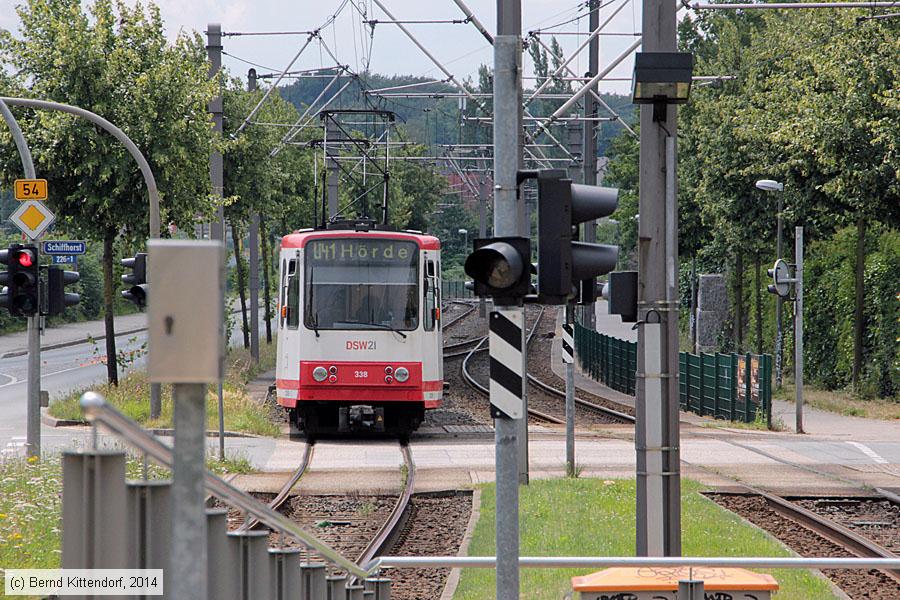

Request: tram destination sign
left=307, top=238, right=415, bottom=264
left=42, top=240, right=87, bottom=255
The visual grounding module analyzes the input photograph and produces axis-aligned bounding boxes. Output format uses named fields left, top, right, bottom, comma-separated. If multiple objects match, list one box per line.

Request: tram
left=274, top=219, right=443, bottom=436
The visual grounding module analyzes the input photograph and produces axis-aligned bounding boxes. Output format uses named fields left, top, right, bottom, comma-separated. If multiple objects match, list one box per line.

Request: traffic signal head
left=464, top=237, right=531, bottom=305
left=0, top=244, right=40, bottom=317
left=121, top=252, right=148, bottom=308
left=46, top=266, right=80, bottom=316
left=528, top=169, right=619, bottom=305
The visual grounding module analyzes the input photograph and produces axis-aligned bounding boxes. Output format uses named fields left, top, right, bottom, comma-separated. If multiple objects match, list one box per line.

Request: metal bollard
left=300, top=562, right=327, bottom=600
left=228, top=530, right=273, bottom=600
left=345, top=584, right=365, bottom=600
left=678, top=578, right=704, bottom=600
left=364, top=578, right=391, bottom=600
left=126, top=480, right=172, bottom=599
left=326, top=575, right=348, bottom=600
left=269, top=547, right=301, bottom=600
left=207, top=509, right=240, bottom=600
left=62, top=450, right=129, bottom=600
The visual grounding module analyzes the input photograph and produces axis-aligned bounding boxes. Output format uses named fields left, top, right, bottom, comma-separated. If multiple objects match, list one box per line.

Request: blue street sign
left=51, top=255, right=77, bottom=265
left=42, top=240, right=86, bottom=255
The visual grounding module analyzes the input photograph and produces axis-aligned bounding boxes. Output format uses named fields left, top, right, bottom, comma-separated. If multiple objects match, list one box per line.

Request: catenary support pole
left=172, top=383, right=209, bottom=600
left=248, top=69, right=260, bottom=364
left=583, top=0, right=600, bottom=328
left=795, top=226, right=804, bottom=434
left=493, top=0, right=524, bottom=597
left=635, top=0, right=681, bottom=558
left=0, top=99, right=40, bottom=459
left=208, top=23, right=226, bottom=460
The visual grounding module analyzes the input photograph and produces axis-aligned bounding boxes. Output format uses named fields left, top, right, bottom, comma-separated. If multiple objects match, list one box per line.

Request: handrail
left=366, top=555, right=900, bottom=571
left=79, top=392, right=371, bottom=580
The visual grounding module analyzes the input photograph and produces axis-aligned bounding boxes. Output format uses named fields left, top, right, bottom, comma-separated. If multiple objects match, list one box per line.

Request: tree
left=0, top=0, right=215, bottom=383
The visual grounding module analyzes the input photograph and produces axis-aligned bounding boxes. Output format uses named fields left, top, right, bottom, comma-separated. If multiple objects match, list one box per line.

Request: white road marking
left=846, top=441, right=889, bottom=464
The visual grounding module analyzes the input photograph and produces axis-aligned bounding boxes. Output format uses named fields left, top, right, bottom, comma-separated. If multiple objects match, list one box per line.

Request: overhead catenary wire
left=233, top=0, right=351, bottom=137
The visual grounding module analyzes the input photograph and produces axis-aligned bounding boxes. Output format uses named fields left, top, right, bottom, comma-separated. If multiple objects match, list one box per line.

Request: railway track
left=457, top=305, right=634, bottom=425
left=235, top=440, right=416, bottom=575
left=711, top=488, right=900, bottom=595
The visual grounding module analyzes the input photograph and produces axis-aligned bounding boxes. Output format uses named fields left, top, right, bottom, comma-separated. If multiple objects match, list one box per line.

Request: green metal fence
left=574, top=323, right=772, bottom=424
left=442, top=280, right=473, bottom=299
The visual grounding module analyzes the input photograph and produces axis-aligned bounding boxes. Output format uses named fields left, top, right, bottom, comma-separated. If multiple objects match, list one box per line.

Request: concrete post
left=126, top=480, right=172, bottom=599
left=171, top=383, right=209, bottom=600
left=635, top=0, right=681, bottom=557
left=61, top=451, right=129, bottom=600
left=300, top=562, right=327, bottom=599
left=206, top=509, right=240, bottom=600
left=582, top=1, right=600, bottom=328
left=678, top=578, right=705, bottom=600
left=270, top=548, right=302, bottom=600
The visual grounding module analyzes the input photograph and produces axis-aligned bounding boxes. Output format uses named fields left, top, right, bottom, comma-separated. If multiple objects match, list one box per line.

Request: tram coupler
left=339, top=405, right=386, bottom=432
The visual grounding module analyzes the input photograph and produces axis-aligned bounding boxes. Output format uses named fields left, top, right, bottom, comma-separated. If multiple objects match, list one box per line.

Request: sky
left=0, top=0, right=651, bottom=95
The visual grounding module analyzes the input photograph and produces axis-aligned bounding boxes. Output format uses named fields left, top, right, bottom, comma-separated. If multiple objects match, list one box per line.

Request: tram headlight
left=312, top=366, right=328, bottom=382
left=394, top=367, right=409, bottom=383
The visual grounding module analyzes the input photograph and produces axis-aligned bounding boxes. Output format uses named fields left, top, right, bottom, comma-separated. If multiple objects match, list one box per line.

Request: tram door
left=279, top=251, right=301, bottom=379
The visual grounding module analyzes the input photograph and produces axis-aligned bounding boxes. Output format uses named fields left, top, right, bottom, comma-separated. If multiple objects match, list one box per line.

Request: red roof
left=281, top=229, right=441, bottom=251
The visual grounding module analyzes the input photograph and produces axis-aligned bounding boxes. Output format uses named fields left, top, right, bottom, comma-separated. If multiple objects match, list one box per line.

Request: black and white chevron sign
left=562, top=322, right=574, bottom=364
left=489, top=308, right=524, bottom=419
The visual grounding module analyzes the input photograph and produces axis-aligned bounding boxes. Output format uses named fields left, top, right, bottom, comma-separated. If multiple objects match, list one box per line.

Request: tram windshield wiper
left=312, top=313, right=320, bottom=338
left=340, top=320, right=407, bottom=339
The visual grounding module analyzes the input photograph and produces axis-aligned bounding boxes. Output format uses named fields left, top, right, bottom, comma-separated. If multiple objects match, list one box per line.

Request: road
left=0, top=308, right=265, bottom=455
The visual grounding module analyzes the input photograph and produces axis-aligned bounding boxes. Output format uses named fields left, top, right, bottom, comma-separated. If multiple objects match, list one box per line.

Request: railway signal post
left=563, top=304, right=576, bottom=477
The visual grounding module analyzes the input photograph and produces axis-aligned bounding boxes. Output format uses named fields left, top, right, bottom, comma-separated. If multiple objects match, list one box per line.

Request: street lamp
left=458, top=228, right=469, bottom=249
left=756, top=178, right=785, bottom=389
left=631, top=52, right=694, bottom=122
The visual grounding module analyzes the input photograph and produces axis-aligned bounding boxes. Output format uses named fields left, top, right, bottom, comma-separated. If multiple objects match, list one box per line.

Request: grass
left=774, top=384, right=900, bottom=420
left=701, top=408, right=787, bottom=432
left=49, top=340, right=280, bottom=437
left=0, top=450, right=252, bottom=577
left=453, top=478, right=838, bottom=600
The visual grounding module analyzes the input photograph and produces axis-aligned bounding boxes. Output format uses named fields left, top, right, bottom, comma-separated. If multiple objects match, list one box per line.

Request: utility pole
left=248, top=68, right=260, bottom=364
left=582, top=0, right=600, bottom=328
left=794, top=226, right=804, bottom=433
left=208, top=23, right=226, bottom=460
left=478, top=176, right=489, bottom=317
left=775, top=195, right=784, bottom=387
left=636, top=0, right=681, bottom=558
left=494, top=0, right=524, bottom=597
left=0, top=100, right=41, bottom=459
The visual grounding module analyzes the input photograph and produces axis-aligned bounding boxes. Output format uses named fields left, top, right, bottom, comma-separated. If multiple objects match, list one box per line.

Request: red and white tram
left=275, top=220, right=443, bottom=436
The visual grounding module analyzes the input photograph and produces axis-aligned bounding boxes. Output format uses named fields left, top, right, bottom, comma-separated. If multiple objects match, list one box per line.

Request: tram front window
left=305, top=238, right=419, bottom=332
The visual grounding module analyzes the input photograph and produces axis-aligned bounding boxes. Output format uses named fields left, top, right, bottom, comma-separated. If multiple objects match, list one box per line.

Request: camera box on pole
left=147, top=240, right=224, bottom=383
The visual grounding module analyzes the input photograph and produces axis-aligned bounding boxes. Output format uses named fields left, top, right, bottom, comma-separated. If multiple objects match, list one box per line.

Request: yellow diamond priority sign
left=10, top=200, right=55, bottom=239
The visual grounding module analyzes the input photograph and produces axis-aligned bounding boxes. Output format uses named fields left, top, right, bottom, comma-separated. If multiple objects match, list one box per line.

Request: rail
left=365, top=555, right=900, bottom=571
left=79, top=392, right=372, bottom=580
left=355, top=442, right=416, bottom=567
left=235, top=440, right=316, bottom=533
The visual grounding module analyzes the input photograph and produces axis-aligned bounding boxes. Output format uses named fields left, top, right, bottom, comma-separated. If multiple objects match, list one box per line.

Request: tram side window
left=423, top=260, right=437, bottom=331
left=286, top=259, right=300, bottom=329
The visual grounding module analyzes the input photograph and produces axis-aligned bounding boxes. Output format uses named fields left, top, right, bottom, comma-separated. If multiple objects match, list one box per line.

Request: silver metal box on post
left=61, top=451, right=129, bottom=600
left=147, top=239, right=224, bottom=384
